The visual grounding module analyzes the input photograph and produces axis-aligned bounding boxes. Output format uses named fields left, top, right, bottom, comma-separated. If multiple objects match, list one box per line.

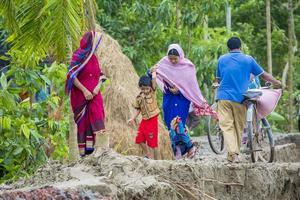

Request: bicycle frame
left=245, top=97, right=275, bottom=162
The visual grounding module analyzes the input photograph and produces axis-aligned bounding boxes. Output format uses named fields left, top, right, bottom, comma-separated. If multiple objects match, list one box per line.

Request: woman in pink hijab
left=155, top=44, right=216, bottom=157
left=156, top=44, right=216, bottom=129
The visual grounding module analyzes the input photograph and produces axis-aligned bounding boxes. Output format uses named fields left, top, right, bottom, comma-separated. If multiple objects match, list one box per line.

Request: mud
left=1, top=139, right=299, bottom=200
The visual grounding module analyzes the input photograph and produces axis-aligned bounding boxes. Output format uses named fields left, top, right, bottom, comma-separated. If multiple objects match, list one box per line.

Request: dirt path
left=0, top=134, right=299, bottom=200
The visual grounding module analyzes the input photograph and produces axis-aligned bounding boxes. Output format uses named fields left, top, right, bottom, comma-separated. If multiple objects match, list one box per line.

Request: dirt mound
left=2, top=149, right=300, bottom=200
left=0, top=186, right=109, bottom=200
left=94, top=26, right=172, bottom=159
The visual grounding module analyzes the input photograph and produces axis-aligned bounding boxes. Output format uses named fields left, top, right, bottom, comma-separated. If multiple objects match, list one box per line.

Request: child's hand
left=127, top=118, right=136, bottom=125
left=170, top=86, right=179, bottom=94
left=151, top=65, right=158, bottom=73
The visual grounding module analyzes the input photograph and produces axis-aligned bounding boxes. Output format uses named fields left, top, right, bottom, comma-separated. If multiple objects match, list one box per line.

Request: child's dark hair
left=168, top=48, right=179, bottom=56
left=139, top=75, right=152, bottom=87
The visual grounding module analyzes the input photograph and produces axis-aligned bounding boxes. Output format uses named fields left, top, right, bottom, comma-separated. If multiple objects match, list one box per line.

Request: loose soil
left=1, top=134, right=299, bottom=200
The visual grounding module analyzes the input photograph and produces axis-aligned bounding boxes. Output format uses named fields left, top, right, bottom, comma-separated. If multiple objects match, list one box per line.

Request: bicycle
left=206, top=102, right=225, bottom=154
left=243, top=88, right=275, bottom=162
left=206, top=84, right=225, bottom=154
left=207, top=85, right=276, bottom=163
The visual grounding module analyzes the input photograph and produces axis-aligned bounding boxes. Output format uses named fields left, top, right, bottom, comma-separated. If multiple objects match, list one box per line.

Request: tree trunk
left=225, top=0, right=231, bottom=32
left=68, top=104, right=79, bottom=161
left=287, top=0, right=295, bottom=132
left=203, top=15, right=208, bottom=40
left=67, top=29, right=79, bottom=161
left=266, top=0, right=272, bottom=74
left=176, top=0, right=181, bottom=29
left=281, top=62, right=289, bottom=87
left=188, top=29, right=192, bottom=56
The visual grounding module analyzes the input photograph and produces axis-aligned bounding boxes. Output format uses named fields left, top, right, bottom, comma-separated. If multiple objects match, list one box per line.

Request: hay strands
left=158, top=175, right=217, bottom=200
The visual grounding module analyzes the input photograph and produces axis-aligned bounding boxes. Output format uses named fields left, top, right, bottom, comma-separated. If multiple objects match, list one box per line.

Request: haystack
left=95, top=27, right=172, bottom=159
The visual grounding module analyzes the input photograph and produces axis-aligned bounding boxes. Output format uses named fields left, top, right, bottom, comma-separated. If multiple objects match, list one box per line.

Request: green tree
left=0, top=0, right=97, bottom=181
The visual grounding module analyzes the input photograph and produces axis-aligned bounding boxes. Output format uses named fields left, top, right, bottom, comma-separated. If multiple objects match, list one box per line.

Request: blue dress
left=163, top=88, right=191, bottom=130
left=169, top=118, right=193, bottom=156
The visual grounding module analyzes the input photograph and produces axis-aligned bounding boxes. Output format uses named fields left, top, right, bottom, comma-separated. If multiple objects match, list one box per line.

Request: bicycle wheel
left=259, top=118, right=275, bottom=162
left=247, top=104, right=275, bottom=162
left=207, top=103, right=225, bottom=154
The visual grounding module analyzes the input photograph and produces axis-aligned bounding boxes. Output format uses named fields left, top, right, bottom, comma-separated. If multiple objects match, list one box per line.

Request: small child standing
left=128, top=68, right=160, bottom=159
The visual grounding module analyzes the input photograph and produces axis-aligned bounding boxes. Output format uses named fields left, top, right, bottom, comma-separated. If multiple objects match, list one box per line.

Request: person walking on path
left=128, top=68, right=160, bottom=159
left=155, top=44, right=216, bottom=158
left=215, top=37, right=281, bottom=163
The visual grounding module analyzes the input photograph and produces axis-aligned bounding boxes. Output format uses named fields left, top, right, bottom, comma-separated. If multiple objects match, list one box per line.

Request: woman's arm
left=92, top=75, right=107, bottom=96
left=73, top=78, right=93, bottom=100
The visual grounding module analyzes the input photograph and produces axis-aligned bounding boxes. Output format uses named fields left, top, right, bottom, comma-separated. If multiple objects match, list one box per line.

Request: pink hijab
left=156, top=44, right=217, bottom=117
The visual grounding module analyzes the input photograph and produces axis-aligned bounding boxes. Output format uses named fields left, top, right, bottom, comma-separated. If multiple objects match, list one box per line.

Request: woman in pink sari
left=66, top=31, right=107, bottom=156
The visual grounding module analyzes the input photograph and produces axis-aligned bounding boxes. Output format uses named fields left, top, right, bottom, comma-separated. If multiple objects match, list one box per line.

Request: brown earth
left=1, top=134, right=299, bottom=200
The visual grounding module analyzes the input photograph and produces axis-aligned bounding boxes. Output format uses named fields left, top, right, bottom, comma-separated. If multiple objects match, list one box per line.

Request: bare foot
left=187, top=146, right=196, bottom=159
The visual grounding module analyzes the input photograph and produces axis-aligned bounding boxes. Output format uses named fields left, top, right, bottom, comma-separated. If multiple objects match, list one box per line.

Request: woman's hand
left=170, top=86, right=179, bottom=94
left=83, top=89, right=93, bottom=100
left=92, top=86, right=100, bottom=96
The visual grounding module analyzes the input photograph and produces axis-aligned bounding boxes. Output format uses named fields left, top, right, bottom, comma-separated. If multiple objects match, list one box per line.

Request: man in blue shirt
left=215, top=37, right=281, bottom=163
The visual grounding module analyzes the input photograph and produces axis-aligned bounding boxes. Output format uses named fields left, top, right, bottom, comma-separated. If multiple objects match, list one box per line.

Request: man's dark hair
left=138, top=75, right=152, bottom=87
left=227, top=37, right=241, bottom=50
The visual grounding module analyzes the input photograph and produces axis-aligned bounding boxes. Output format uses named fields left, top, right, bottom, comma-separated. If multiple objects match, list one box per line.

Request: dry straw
left=95, top=26, right=172, bottom=160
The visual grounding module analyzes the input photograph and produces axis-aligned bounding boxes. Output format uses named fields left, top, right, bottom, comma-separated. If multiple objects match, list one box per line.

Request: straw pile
left=95, top=26, right=172, bottom=159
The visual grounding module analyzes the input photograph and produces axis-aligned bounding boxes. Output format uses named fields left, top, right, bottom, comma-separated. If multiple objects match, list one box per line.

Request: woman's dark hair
left=168, top=48, right=179, bottom=56
left=139, top=75, right=152, bottom=87
left=227, top=37, right=241, bottom=50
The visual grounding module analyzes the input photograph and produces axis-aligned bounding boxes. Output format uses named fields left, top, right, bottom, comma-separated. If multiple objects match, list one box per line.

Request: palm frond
left=4, top=0, right=85, bottom=66
left=0, top=0, right=19, bottom=32
left=41, top=0, right=83, bottom=62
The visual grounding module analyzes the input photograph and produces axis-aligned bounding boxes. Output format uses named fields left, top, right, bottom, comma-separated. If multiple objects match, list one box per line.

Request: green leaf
left=13, top=147, right=23, bottom=155
left=0, top=73, right=7, bottom=90
left=39, top=74, right=51, bottom=85
left=21, top=124, right=30, bottom=139
left=0, top=55, right=10, bottom=61
left=31, top=130, right=43, bottom=140
left=267, top=111, right=285, bottom=121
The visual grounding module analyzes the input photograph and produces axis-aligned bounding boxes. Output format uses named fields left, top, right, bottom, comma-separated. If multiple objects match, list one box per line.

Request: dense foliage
left=0, top=0, right=95, bottom=182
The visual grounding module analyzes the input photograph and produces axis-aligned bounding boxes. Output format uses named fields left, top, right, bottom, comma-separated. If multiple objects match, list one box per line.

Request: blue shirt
left=216, top=51, right=264, bottom=103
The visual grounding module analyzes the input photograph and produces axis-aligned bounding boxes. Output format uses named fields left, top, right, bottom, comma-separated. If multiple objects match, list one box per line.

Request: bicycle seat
left=243, top=89, right=262, bottom=101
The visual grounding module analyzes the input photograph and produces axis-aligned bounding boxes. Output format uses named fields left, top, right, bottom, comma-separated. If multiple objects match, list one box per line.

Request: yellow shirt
left=133, top=80, right=160, bottom=120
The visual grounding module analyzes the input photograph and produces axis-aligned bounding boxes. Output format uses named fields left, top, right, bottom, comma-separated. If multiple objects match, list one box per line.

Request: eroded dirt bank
left=1, top=134, right=300, bottom=200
